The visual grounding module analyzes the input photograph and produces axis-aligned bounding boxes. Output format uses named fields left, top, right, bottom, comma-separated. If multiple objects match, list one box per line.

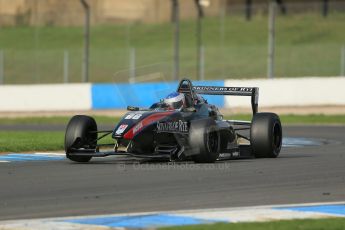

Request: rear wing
left=193, top=86, right=259, bottom=114
left=177, top=79, right=259, bottom=114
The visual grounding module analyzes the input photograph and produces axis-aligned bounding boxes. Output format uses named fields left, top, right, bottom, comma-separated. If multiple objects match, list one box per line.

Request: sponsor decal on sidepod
left=157, top=120, right=188, bottom=133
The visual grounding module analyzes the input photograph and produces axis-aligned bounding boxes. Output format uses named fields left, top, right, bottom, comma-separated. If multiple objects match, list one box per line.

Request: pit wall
left=0, top=77, right=344, bottom=112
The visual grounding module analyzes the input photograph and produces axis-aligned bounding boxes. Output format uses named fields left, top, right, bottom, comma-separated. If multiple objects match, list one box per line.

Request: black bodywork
left=66, top=79, right=281, bottom=162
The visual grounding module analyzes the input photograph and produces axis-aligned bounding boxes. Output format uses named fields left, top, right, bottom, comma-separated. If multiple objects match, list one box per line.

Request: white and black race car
left=64, top=79, right=282, bottom=163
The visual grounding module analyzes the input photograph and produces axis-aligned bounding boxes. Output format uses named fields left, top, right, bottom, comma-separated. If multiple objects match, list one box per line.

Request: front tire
left=65, top=115, right=97, bottom=163
left=189, top=118, right=220, bottom=163
left=250, top=112, right=282, bottom=158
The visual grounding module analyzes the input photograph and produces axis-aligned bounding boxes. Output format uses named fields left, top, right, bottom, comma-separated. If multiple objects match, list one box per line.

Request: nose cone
left=112, top=112, right=146, bottom=138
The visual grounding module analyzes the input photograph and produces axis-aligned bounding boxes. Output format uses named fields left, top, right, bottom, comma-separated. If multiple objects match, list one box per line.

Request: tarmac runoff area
left=0, top=125, right=344, bottom=229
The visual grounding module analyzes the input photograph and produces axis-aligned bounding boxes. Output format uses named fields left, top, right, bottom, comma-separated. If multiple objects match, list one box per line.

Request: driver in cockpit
left=150, top=90, right=205, bottom=110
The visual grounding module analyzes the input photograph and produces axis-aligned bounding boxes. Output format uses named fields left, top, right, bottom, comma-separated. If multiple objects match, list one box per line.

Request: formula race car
left=64, top=79, right=282, bottom=163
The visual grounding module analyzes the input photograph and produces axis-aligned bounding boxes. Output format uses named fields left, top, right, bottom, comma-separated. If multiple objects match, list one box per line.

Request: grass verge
left=0, top=116, right=120, bottom=125
left=0, top=130, right=115, bottom=153
left=227, top=114, right=345, bottom=125
left=1, top=13, right=345, bottom=83
left=0, top=131, right=64, bottom=153
left=160, top=218, right=345, bottom=230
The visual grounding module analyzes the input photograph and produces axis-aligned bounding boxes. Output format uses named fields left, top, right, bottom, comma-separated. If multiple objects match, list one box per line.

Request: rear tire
left=250, top=112, right=282, bottom=158
left=65, top=115, right=97, bottom=163
left=190, top=118, right=220, bottom=163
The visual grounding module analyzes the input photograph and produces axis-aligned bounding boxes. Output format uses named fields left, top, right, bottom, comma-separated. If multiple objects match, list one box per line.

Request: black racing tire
left=189, top=118, right=220, bottom=163
left=250, top=112, right=282, bottom=158
left=65, top=115, right=97, bottom=163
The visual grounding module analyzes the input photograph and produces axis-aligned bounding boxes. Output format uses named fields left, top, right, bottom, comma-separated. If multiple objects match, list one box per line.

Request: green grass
left=0, top=130, right=115, bottom=153
left=0, top=131, right=64, bottom=153
left=279, top=114, right=345, bottom=124
left=0, top=116, right=120, bottom=125
left=0, top=116, right=115, bottom=152
left=0, top=116, right=119, bottom=153
left=1, top=13, right=345, bottom=83
left=228, top=114, right=345, bottom=125
left=160, top=218, right=345, bottom=230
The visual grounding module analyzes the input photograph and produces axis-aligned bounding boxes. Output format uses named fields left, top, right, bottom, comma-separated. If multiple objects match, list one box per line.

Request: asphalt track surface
left=0, top=125, right=344, bottom=221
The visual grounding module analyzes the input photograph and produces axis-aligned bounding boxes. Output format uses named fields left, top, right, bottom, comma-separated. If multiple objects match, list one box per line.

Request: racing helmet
left=163, top=92, right=185, bottom=109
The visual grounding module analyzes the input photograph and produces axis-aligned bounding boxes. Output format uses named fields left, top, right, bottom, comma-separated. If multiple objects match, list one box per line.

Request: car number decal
left=125, top=113, right=142, bottom=120
left=115, top=124, right=128, bottom=134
